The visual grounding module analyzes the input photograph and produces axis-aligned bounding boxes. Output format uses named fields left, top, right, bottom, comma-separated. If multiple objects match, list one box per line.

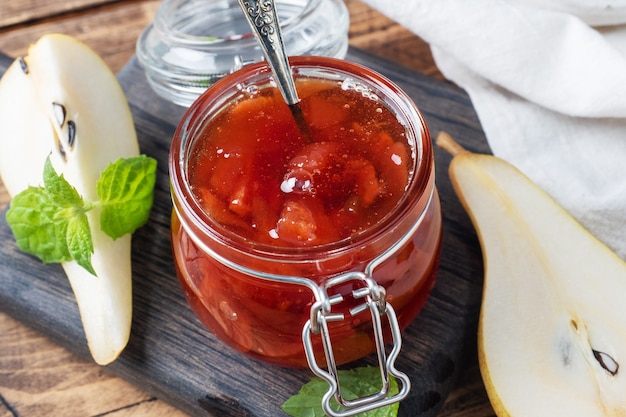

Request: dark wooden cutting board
left=0, top=48, right=488, bottom=417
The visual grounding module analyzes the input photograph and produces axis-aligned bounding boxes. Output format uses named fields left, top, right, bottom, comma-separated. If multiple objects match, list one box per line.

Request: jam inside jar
left=169, top=57, right=442, bottom=370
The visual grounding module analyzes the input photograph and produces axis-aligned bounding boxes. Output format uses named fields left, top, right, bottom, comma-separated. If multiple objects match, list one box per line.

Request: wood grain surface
left=0, top=1, right=496, bottom=416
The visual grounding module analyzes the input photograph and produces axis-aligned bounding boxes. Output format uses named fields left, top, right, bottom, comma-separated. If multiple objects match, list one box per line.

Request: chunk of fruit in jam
left=188, top=78, right=412, bottom=246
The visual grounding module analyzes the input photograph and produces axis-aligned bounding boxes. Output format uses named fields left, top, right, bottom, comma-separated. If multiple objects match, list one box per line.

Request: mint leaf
left=282, top=367, right=400, bottom=417
left=66, top=213, right=95, bottom=275
left=43, top=157, right=83, bottom=207
left=6, top=157, right=90, bottom=270
left=97, top=155, right=157, bottom=239
left=6, top=154, right=157, bottom=277
left=6, top=186, right=71, bottom=264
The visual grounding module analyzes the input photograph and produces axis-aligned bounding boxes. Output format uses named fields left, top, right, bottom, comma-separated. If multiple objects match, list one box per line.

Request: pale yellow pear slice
left=0, top=55, right=50, bottom=195
left=437, top=132, right=626, bottom=417
left=0, top=34, right=139, bottom=365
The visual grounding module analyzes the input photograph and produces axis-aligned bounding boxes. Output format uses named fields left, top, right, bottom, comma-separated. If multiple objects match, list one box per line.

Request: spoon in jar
left=237, top=0, right=313, bottom=142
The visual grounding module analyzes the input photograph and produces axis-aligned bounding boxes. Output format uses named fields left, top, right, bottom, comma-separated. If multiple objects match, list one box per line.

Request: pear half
left=0, top=34, right=139, bottom=365
left=437, top=132, right=626, bottom=416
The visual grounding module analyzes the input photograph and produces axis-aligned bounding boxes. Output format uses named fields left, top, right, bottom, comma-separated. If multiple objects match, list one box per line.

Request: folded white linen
left=363, top=0, right=626, bottom=259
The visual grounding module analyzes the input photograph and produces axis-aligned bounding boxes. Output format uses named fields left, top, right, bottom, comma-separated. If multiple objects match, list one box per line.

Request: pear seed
left=67, top=120, right=76, bottom=148
left=52, top=102, right=67, bottom=127
left=592, top=349, right=619, bottom=376
left=56, top=139, right=67, bottom=161
left=18, top=57, right=28, bottom=74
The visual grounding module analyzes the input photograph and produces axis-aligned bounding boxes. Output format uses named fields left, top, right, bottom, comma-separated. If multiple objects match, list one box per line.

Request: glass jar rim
left=169, top=56, right=434, bottom=261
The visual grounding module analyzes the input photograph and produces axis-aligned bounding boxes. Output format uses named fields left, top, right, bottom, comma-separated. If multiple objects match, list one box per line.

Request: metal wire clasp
left=302, top=271, right=411, bottom=417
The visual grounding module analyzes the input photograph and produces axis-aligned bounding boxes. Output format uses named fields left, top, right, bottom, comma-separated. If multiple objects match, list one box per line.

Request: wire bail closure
left=174, top=188, right=433, bottom=416
left=302, top=271, right=411, bottom=417
left=295, top=192, right=433, bottom=416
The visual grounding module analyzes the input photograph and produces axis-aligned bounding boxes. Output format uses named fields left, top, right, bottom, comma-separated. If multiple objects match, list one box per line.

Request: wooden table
left=0, top=1, right=495, bottom=416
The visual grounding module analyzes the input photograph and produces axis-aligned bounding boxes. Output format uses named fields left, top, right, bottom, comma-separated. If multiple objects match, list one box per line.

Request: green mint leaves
left=6, top=155, right=157, bottom=276
left=282, top=366, right=400, bottom=417
left=97, top=155, right=157, bottom=239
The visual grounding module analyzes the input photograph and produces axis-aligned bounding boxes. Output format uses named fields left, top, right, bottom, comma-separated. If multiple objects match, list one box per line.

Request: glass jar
left=136, top=0, right=349, bottom=107
left=169, top=55, right=442, bottom=413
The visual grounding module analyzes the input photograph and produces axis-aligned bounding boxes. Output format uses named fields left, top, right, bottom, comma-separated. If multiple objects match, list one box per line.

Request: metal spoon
left=237, top=0, right=312, bottom=142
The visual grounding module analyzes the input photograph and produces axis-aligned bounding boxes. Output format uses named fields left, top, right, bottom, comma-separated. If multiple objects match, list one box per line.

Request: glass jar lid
left=136, top=0, right=350, bottom=107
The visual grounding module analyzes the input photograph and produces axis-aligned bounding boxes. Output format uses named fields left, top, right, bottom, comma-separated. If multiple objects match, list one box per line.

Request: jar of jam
left=169, top=56, right=442, bottom=414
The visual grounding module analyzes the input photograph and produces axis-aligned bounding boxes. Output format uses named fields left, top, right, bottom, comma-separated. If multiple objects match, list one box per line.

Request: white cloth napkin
left=362, top=0, right=626, bottom=260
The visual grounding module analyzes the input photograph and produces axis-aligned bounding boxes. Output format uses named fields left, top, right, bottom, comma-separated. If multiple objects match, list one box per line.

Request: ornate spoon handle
left=237, top=0, right=300, bottom=105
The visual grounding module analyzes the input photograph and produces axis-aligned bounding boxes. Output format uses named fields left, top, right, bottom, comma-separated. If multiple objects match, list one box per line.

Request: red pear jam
left=169, top=57, right=442, bottom=368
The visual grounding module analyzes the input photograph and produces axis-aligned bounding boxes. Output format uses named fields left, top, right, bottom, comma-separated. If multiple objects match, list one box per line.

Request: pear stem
left=436, top=131, right=469, bottom=157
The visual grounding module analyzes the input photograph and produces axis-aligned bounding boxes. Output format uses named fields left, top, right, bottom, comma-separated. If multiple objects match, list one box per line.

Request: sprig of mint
left=5, top=155, right=157, bottom=276
left=282, top=366, right=400, bottom=417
